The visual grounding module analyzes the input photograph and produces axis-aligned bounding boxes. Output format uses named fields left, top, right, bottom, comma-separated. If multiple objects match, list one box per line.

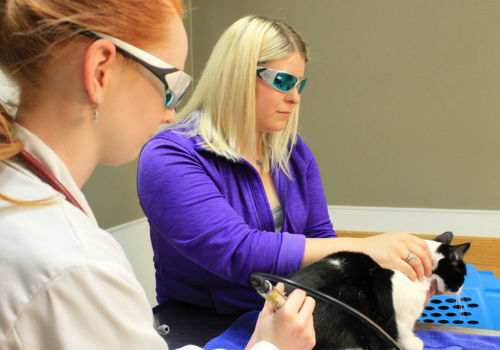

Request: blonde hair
left=0, top=0, right=183, bottom=205
left=175, top=15, right=309, bottom=176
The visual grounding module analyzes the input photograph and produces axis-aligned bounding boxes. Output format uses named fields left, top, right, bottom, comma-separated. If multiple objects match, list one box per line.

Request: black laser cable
left=250, top=273, right=403, bottom=350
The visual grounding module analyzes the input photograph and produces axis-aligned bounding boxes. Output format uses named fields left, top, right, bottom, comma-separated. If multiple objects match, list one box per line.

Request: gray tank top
left=272, top=205, right=283, bottom=233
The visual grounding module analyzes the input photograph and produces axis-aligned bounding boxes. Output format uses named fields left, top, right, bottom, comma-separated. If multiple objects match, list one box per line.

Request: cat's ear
left=450, top=243, right=471, bottom=261
left=434, top=231, right=454, bottom=244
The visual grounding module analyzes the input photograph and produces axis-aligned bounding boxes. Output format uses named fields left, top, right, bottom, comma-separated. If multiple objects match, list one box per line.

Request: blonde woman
left=138, top=15, right=433, bottom=315
left=0, top=3, right=315, bottom=350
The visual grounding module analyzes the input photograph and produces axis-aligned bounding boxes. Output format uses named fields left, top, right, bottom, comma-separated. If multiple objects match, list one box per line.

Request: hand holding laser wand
left=250, top=275, right=287, bottom=310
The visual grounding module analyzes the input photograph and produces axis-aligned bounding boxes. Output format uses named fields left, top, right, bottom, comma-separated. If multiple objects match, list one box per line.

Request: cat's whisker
left=449, top=294, right=463, bottom=324
left=458, top=292, right=473, bottom=323
left=449, top=290, right=472, bottom=326
left=386, top=316, right=397, bottom=328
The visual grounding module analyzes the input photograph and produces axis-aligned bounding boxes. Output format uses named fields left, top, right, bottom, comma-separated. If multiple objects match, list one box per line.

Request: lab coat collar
left=12, top=123, right=98, bottom=225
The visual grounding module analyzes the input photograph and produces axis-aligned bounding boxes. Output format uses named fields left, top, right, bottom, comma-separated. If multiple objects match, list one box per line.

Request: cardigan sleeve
left=138, top=135, right=306, bottom=284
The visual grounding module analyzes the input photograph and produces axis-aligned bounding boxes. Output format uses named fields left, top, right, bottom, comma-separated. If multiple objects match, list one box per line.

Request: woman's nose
left=163, top=109, right=176, bottom=124
left=285, top=86, right=301, bottom=104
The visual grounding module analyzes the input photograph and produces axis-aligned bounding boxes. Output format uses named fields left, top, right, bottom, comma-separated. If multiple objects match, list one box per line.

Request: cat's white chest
left=391, top=271, right=431, bottom=350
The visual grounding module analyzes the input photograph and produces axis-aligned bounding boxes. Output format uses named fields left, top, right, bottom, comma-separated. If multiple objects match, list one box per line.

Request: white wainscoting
left=328, top=206, right=500, bottom=238
left=107, top=218, right=158, bottom=307
left=108, top=206, right=500, bottom=307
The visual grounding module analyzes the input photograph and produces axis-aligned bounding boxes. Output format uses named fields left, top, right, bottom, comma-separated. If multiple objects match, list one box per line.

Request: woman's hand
left=360, top=232, right=433, bottom=282
left=245, top=283, right=316, bottom=350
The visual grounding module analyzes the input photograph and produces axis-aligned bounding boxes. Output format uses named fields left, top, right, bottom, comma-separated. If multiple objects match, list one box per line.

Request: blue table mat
left=204, top=310, right=500, bottom=350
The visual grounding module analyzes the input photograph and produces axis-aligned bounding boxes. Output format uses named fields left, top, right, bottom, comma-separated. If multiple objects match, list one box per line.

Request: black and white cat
left=286, top=232, right=470, bottom=350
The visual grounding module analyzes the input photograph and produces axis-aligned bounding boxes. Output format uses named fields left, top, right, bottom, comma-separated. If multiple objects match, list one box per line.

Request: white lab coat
left=0, top=125, right=277, bottom=350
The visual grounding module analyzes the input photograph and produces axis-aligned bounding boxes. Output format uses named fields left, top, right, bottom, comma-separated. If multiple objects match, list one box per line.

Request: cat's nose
left=444, top=287, right=460, bottom=295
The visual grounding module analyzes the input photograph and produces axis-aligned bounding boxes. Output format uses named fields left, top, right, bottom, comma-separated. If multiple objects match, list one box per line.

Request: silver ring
left=405, top=251, right=418, bottom=263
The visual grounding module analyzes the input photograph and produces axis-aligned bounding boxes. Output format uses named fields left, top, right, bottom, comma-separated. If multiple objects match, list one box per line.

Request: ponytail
left=0, top=102, right=56, bottom=206
left=0, top=101, right=23, bottom=161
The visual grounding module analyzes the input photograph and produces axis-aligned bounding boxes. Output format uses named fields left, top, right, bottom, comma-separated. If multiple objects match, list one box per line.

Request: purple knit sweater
left=137, top=128, right=336, bottom=314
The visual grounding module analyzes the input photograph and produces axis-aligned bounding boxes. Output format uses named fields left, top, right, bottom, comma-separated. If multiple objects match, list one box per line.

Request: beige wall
left=188, top=0, right=500, bottom=211
left=83, top=0, right=500, bottom=229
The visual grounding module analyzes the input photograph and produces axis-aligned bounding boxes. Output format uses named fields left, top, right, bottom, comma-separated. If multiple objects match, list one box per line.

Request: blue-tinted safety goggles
left=256, top=67, right=307, bottom=94
left=79, top=29, right=192, bottom=110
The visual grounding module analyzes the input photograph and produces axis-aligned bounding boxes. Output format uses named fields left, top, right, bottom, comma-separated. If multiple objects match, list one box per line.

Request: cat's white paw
left=400, top=335, right=424, bottom=350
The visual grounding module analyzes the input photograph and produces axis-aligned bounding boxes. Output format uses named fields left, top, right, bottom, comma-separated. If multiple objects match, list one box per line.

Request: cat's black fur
left=285, top=232, right=470, bottom=350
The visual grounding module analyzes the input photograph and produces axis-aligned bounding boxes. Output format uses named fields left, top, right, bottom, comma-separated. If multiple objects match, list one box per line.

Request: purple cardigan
left=137, top=129, right=337, bottom=314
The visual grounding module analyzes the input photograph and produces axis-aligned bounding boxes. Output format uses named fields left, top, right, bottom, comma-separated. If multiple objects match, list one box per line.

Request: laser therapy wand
left=250, top=275, right=287, bottom=310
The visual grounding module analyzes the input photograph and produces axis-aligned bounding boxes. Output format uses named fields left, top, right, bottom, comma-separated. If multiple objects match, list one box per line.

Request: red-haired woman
left=0, top=1, right=315, bottom=349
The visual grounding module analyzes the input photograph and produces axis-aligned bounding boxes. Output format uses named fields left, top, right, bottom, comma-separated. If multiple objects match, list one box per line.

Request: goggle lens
left=165, top=91, right=174, bottom=109
left=258, top=67, right=307, bottom=94
left=274, top=73, right=298, bottom=92
left=164, top=70, right=192, bottom=110
left=298, top=79, right=307, bottom=94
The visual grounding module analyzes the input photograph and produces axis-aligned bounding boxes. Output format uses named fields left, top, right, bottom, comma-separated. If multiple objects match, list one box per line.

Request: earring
left=92, top=98, right=100, bottom=123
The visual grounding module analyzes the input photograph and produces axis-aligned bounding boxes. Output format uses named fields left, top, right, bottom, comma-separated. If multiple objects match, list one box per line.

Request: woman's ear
left=83, top=39, right=117, bottom=103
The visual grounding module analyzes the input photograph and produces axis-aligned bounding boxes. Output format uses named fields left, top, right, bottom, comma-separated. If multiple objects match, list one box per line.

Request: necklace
left=254, top=132, right=263, bottom=166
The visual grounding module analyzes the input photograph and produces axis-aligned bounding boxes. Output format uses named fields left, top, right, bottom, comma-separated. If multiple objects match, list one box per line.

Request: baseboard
left=328, top=205, right=500, bottom=238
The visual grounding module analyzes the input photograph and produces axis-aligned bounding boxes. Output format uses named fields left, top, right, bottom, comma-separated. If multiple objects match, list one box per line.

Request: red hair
left=0, top=0, right=183, bottom=155
left=0, top=0, right=183, bottom=204
left=0, top=0, right=183, bottom=93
